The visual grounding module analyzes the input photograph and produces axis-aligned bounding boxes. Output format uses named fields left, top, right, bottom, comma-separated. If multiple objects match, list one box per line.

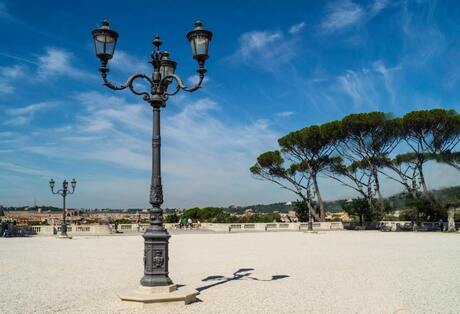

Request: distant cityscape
left=4, top=185, right=460, bottom=226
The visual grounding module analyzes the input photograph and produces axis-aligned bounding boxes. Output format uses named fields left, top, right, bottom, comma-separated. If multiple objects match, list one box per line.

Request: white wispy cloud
left=397, top=1, right=460, bottom=93
left=369, top=0, right=389, bottom=16
left=275, top=111, right=294, bottom=118
left=0, top=65, right=24, bottom=78
left=3, top=116, right=30, bottom=126
left=372, top=60, right=401, bottom=106
left=321, top=0, right=364, bottom=32
left=291, top=59, right=400, bottom=112
left=337, top=62, right=399, bottom=110
left=0, top=161, right=54, bottom=177
left=74, top=91, right=150, bottom=133
left=5, top=101, right=57, bottom=116
left=0, top=65, right=25, bottom=94
left=400, top=1, right=446, bottom=68
left=3, top=101, right=58, bottom=126
left=110, top=50, right=150, bottom=74
left=14, top=91, right=283, bottom=207
left=0, top=131, right=26, bottom=145
left=237, top=30, right=283, bottom=59
left=340, top=68, right=384, bottom=108
left=337, top=70, right=367, bottom=108
left=36, top=47, right=94, bottom=80
left=0, top=81, right=13, bottom=94
left=161, top=98, right=280, bottom=205
left=320, top=0, right=389, bottom=33
left=289, top=22, right=306, bottom=34
left=230, top=30, right=298, bottom=72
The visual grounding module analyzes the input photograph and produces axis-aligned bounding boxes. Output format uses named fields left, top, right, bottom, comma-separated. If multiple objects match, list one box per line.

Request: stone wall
left=21, top=224, right=112, bottom=236
left=20, top=220, right=460, bottom=236
left=201, top=222, right=344, bottom=232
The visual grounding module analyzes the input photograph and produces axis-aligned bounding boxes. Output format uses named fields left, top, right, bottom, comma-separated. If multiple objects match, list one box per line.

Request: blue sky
left=0, top=0, right=459, bottom=209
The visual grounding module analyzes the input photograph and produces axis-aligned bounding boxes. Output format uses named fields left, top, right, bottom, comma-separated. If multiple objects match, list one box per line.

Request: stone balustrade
left=22, top=223, right=191, bottom=236
left=201, top=222, right=345, bottom=232
left=19, top=221, right=459, bottom=236
left=20, top=224, right=112, bottom=236
left=379, top=220, right=460, bottom=231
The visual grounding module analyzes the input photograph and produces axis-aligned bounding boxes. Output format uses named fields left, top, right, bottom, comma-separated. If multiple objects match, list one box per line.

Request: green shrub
left=181, top=207, right=281, bottom=223
left=382, top=215, right=399, bottom=221
left=114, top=218, right=132, bottom=225
left=342, top=198, right=373, bottom=226
left=164, top=213, right=180, bottom=223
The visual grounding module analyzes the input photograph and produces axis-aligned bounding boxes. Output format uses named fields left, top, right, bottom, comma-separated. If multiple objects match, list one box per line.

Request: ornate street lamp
left=49, top=178, right=77, bottom=238
left=306, top=186, right=314, bottom=231
left=91, top=20, right=212, bottom=304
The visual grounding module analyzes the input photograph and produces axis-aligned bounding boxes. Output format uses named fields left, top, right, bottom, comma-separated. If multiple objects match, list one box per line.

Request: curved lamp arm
left=100, top=67, right=128, bottom=90
left=52, top=189, right=64, bottom=196
left=101, top=70, right=155, bottom=102
left=162, top=72, right=205, bottom=97
left=126, top=74, right=154, bottom=102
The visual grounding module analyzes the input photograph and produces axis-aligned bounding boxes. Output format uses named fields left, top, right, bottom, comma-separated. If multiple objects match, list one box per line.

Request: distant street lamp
left=91, top=20, right=212, bottom=303
left=307, top=186, right=314, bottom=231
left=49, top=178, right=77, bottom=238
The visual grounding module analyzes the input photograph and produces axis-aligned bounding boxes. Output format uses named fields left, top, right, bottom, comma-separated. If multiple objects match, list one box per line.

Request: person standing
left=4, top=221, right=12, bottom=237
left=438, top=218, right=444, bottom=232
left=0, top=220, right=6, bottom=237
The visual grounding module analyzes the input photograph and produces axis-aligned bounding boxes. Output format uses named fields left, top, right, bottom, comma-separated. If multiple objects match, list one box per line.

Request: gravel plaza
left=1, top=231, right=459, bottom=314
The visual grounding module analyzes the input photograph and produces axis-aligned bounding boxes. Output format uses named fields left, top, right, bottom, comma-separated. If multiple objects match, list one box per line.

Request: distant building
left=287, top=211, right=298, bottom=222
left=174, top=208, right=186, bottom=215
left=338, top=211, right=350, bottom=221
left=280, top=211, right=299, bottom=223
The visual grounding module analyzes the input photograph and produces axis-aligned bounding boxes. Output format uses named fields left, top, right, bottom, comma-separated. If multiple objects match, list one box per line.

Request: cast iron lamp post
left=49, top=178, right=77, bottom=238
left=306, top=185, right=314, bottom=231
left=91, top=20, right=212, bottom=288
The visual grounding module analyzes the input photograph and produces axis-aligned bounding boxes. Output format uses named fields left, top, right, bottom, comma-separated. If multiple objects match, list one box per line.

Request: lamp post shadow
left=196, top=268, right=289, bottom=292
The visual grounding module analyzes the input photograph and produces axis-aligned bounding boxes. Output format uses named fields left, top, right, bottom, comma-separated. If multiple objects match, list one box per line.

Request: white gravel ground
left=0, top=231, right=459, bottom=314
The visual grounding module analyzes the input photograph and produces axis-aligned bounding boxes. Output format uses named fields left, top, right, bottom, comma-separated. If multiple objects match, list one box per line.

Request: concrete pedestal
left=119, top=285, right=198, bottom=308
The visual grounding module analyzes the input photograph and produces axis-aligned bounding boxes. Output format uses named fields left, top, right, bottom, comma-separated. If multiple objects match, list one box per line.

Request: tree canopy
left=251, top=108, right=460, bottom=223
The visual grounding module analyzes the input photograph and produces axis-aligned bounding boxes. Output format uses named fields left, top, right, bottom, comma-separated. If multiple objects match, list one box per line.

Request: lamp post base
left=118, top=285, right=198, bottom=308
left=56, top=234, right=72, bottom=239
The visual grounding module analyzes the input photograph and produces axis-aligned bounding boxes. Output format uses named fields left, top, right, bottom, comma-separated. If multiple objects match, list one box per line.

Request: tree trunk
left=307, top=201, right=320, bottom=222
left=417, top=161, right=429, bottom=194
left=447, top=207, right=456, bottom=232
left=366, top=194, right=373, bottom=210
left=410, top=186, right=418, bottom=199
left=312, top=174, right=325, bottom=221
left=372, top=168, right=385, bottom=210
